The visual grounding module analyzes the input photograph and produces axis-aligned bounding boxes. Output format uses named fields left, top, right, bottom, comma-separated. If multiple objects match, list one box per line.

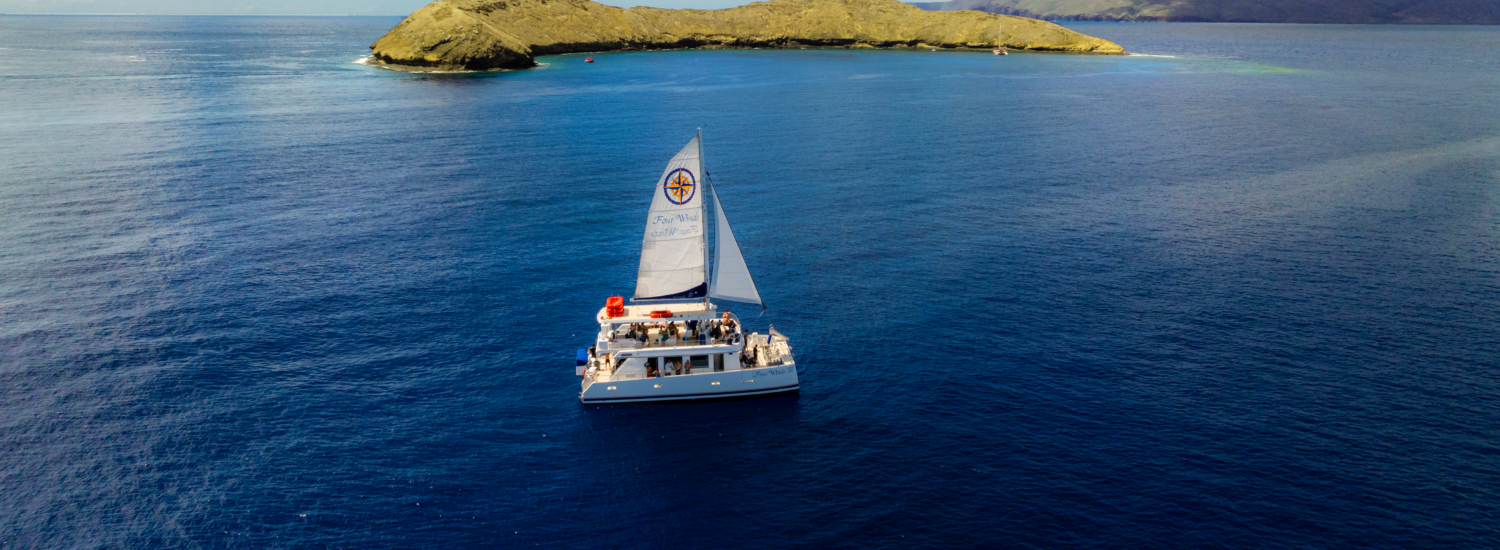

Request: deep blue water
left=3, top=15, right=1499, bottom=548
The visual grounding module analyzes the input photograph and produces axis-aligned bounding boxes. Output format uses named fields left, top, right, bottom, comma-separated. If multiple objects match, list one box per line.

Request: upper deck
left=593, top=301, right=746, bottom=356
left=596, top=301, right=718, bottom=325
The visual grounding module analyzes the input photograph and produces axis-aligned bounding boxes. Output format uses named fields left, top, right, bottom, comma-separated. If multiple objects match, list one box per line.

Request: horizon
left=0, top=0, right=759, bottom=16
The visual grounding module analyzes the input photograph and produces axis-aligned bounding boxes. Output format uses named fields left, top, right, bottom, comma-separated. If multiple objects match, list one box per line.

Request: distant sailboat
left=575, top=132, right=798, bottom=404
left=993, top=19, right=1009, bottom=55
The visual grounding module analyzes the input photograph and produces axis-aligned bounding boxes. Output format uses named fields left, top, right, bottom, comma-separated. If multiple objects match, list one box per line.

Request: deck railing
left=600, top=333, right=742, bottom=352
left=592, top=364, right=793, bottom=384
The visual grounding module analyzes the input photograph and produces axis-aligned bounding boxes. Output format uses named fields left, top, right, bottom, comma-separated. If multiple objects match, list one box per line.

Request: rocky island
left=368, top=0, right=1126, bottom=72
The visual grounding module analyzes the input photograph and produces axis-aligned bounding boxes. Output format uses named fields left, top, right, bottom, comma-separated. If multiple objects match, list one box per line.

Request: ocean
left=2, top=15, right=1498, bottom=548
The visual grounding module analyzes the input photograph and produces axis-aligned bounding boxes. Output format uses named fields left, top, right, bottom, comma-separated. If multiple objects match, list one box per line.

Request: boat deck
left=596, top=302, right=716, bottom=323
left=587, top=327, right=793, bottom=383
left=596, top=307, right=745, bottom=355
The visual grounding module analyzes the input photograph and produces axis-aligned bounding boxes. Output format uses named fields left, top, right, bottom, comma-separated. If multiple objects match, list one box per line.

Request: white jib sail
left=708, top=184, right=763, bottom=306
left=634, top=135, right=707, bottom=301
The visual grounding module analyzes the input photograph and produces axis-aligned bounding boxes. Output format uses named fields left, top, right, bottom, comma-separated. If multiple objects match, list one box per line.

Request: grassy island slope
left=370, top=0, right=1126, bottom=71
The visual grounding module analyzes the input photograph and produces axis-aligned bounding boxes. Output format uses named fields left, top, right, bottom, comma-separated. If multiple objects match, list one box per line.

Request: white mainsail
left=633, top=135, right=707, bottom=301
left=708, top=184, right=763, bottom=306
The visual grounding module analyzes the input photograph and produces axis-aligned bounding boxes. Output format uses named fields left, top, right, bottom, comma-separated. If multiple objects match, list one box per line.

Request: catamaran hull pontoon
left=581, top=365, right=798, bottom=404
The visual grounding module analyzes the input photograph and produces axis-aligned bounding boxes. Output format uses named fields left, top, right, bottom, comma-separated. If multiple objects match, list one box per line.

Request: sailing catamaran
left=993, top=19, right=1008, bottom=55
left=576, top=133, right=798, bottom=404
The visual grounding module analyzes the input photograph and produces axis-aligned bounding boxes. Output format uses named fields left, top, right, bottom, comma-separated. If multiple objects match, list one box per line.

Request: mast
left=698, top=127, right=709, bottom=308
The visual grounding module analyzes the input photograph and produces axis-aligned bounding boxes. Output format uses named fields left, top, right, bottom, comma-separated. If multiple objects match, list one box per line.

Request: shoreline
left=365, top=42, right=1128, bottom=74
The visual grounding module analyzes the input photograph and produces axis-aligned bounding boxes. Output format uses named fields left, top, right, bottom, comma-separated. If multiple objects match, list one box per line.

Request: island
left=368, top=0, right=1127, bottom=72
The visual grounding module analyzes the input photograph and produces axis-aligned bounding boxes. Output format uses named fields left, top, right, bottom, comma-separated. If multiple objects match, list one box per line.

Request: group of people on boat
left=645, top=358, right=691, bottom=377
left=619, top=314, right=739, bottom=347
left=742, top=345, right=761, bottom=368
left=590, top=343, right=766, bottom=374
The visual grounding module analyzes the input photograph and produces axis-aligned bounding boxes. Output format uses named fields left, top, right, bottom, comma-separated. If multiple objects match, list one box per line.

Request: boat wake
left=1128, top=53, right=1179, bottom=58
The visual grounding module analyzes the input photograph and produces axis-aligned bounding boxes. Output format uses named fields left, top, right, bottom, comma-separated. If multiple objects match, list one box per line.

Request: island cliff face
left=369, top=0, right=1126, bottom=72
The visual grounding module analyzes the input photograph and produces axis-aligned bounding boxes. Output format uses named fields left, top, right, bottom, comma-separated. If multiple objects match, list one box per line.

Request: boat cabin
left=587, top=301, right=758, bottom=381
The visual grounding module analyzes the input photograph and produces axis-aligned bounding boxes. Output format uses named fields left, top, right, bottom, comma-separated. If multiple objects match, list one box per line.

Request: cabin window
left=714, top=354, right=724, bottom=372
left=690, top=355, right=709, bottom=371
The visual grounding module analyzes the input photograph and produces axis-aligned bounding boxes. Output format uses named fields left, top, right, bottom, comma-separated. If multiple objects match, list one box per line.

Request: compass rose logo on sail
left=663, top=168, right=697, bottom=205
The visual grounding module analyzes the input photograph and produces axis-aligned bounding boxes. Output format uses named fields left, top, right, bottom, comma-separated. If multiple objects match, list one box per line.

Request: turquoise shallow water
left=2, top=16, right=1499, bottom=548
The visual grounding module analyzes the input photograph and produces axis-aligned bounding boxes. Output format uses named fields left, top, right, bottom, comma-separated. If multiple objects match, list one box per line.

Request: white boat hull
left=581, top=363, right=798, bottom=404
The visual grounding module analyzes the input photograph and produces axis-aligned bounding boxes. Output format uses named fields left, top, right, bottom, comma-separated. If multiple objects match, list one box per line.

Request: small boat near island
left=994, top=20, right=1008, bottom=55
left=576, top=132, right=797, bottom=404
